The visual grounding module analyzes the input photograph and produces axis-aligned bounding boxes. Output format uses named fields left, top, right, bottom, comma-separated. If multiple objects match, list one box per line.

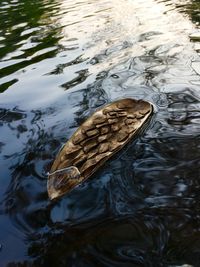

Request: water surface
left=0, top=0, right=200, bottom=266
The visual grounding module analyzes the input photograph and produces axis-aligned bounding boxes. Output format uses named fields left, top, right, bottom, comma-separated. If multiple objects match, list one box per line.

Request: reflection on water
left=0, top=0, right=200, bottom=266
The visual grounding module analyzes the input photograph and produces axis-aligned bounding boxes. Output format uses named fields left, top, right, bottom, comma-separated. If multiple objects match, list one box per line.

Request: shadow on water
left=0, top=0, right=200, bottom=266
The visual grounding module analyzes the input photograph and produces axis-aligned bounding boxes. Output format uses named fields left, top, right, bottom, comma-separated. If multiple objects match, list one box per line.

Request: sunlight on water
left=0, top=0, right=200, bottom=266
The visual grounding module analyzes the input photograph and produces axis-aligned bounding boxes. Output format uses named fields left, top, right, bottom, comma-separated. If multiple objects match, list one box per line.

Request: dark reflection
left=8, top=210, right=200, bottom=267
left=46, top=55, right=84, bottom=76
left=0, top=0, right=61, bottom=58
left=61, top=69, right=89, bottom=90
left=156, top=0, right=200, bottom=25
left=0, top=79, right=18, bottom=93
left=0, top=0, right=62, bottom=90
left=178, top=0, right=200, bottom=25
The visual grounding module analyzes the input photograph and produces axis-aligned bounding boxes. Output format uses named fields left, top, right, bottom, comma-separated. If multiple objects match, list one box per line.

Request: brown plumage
left=47, top=98, right=153, bottom=200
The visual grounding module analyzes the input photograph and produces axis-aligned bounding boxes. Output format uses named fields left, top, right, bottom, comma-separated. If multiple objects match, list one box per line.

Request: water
left=0, top=0, right=200, bottom=266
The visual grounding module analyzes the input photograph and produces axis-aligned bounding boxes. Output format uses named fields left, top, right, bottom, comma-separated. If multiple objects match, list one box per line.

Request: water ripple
left=0, top=0, right=200, bottom=266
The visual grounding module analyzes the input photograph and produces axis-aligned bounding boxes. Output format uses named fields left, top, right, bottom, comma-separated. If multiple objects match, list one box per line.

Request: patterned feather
left=47, top=98, right=153, bottom=200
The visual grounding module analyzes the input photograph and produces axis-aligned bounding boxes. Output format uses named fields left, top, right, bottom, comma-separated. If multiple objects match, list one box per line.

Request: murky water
left=0, top=0, right=200, bottom=266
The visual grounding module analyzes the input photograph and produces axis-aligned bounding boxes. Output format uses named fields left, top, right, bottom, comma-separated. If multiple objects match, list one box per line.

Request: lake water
left=0, top=0, right=200, bottom=266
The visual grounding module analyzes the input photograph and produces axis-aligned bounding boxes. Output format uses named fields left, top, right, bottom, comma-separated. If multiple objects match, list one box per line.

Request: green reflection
left=178, top=0, right=200, bottom=25
left=0, top=0, right=62, bottom=88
